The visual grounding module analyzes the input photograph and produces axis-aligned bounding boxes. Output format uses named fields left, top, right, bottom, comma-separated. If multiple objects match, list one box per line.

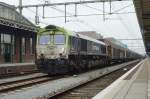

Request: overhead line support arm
left=16, top=0, right=130, bottom=8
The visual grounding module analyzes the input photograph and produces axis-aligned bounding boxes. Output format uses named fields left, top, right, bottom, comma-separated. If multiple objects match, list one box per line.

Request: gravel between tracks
left=52, top=62, right=139, bottom=99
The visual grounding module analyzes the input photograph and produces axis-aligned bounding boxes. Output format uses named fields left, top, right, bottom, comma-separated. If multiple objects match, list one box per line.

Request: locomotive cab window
left=39, top=35, right=51, bottom=45
left=71, top=37, right=78, bottom=51
left=54, top=34, right=65, bottom=44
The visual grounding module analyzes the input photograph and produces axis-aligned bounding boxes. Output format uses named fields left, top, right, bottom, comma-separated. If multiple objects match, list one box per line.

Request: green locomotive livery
left=36, top=25, right=108, bottom=75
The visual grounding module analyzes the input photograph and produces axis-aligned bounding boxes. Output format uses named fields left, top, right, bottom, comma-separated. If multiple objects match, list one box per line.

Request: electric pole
left=19, top=0, right=22, bottom=15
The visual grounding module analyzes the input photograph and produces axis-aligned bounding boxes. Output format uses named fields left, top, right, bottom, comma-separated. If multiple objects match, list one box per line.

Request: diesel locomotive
left=35, top=25, right=142, bottom=75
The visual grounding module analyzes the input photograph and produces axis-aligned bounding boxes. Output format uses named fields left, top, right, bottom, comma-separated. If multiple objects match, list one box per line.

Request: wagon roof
left=104, top=37, right=128, bottom=49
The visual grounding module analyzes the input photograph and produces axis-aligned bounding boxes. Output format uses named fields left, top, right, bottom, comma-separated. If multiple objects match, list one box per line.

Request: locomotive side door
left=107, top=45, right=112, bottom=58
left=76, top=34, right=81, bottom=54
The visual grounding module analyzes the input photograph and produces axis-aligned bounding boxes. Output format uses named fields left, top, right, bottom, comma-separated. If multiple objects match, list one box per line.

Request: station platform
left=0, top=62, right=35, bottom=67
left=0, top=63, right=37, bottom=76
left=93, top=58, right=149, bottom=99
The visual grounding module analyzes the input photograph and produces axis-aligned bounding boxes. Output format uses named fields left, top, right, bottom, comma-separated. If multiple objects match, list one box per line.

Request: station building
left=0, top=2, right=37, bottom=64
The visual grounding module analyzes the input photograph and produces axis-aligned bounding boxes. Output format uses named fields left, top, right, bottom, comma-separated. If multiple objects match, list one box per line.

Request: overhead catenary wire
left=25, top=0, right=138, bottom=37
left=32, top=0, right=98, bottom=30
left=82, top=3, right=107, bottom=14
left=17, top=0, right=131, bottom=8
left=42, top=12, right=135, bottom=18
left=36, top=0, right=141, bottom=39
left=36, top=0, right=100, bottom=30
left=19, top=0, right=135, bottom=21
left=25, top=8, right=49, bottom=25
left=116, top=14, right=133, bottom=35
left=112, top=3, right=133, bottom=13
left=18, top=0, right=145, bottom=54
left=24, top=0, right=136, bottom=22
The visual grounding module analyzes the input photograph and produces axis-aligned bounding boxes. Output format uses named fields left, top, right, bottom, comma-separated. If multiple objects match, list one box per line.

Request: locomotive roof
left=75, top=33, right=106, bottom=46
left=38, top=25, right=106, bottom=46
left=38, top=25, right=69, bottom=35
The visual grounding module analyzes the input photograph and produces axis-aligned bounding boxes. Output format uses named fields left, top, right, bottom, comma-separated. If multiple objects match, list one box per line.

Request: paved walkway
left=124, top=59, right=148, bottom=99
left=93, top=58, right=150, bottom=99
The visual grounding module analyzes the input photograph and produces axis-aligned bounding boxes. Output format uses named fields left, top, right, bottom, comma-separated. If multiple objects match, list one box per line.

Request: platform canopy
left=0, top=2, right=36, bottom=32
left=133, top=0, right=150, bottom=54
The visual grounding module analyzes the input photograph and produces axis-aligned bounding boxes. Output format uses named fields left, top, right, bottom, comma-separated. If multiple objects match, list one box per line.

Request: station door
left=4, top=43, right=12, bottom=63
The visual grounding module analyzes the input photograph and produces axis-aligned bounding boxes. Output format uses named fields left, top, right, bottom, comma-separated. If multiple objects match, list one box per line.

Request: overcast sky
left=1, top=0, right=146, bottom=55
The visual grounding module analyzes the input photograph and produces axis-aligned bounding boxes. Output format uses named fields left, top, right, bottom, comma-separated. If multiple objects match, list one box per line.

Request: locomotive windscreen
left=54, top=34, right=65, bottom=44
left=38, top=34, right=65, bottom=45
left=39, top=35, right=51, bottom=45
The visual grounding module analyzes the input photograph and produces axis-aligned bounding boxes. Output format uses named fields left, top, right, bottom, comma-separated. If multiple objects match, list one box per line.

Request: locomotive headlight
left=61, top=47, right=65, bottom=53
left=37, top=53, right=44, bottom=59
left=39, top=53, right=45, bottom=59
left=59, top=47, right=66, bottom=57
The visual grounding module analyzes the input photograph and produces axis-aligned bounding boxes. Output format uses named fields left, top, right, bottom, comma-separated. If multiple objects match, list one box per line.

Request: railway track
left=0, top=60, right=141, bottom=99
left=0, top=71, right=40, bottom=79
left=51, top=61, right=140, bottom=99
left=0, top=73, right=63, bottom=93
left=0, top=63, right=38, bottom=78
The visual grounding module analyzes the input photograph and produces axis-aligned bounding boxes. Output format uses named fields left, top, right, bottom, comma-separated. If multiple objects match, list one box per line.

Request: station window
left=30, top=38, right=34, bottom=54
left=22, top=37, right=26, bottom=55
left=3, top=34, right=11, bottom=43
left=0, top=33, right=12, bottom=55
left=1, top=44, right=4, bottom=55
left=0, top=34, right=2, bottom=55
left=0, top=33, right=2, bottom=42
left=0, top=33, right=3, bottom=55
left=12, top=35, right=15, bottom=55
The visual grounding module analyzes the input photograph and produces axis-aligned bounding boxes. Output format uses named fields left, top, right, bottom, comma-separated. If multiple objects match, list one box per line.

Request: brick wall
left=0, top=25, right=36, bottom=64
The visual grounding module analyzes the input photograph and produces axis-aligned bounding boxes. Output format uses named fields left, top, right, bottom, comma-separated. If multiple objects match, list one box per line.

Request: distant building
left=0, top=2, right=37, bottom=63
left=76, top=31, right=103, bottom=39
